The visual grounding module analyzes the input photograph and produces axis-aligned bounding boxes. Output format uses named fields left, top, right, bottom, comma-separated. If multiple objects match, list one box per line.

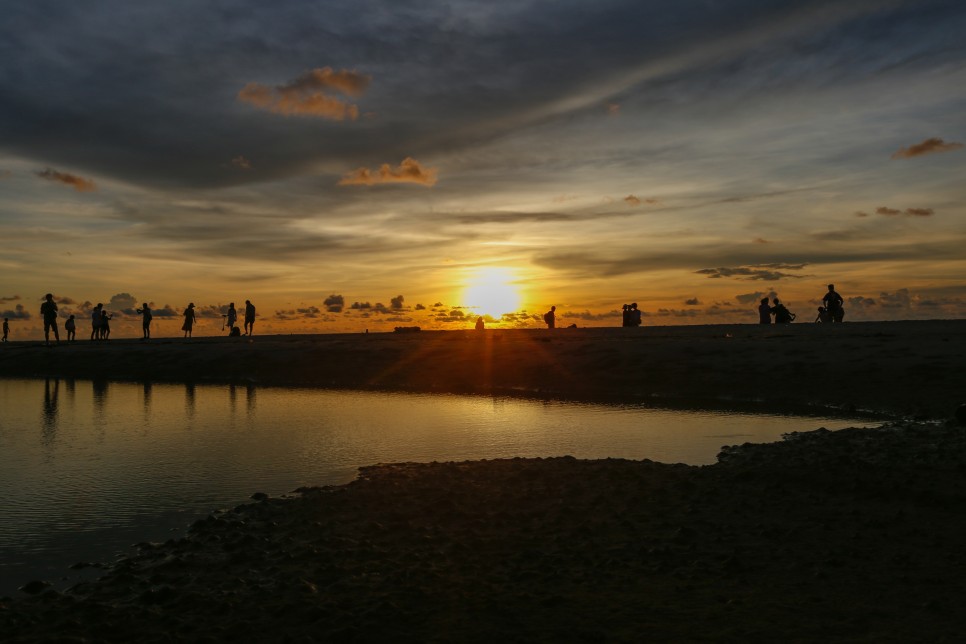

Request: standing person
left=2, top=317, right=9, bottom=342
left=543, top=305, right=556, bottom=329
left=65, top=314, right=76, bottom=342
left=225, top=302, right=237, bottom=335
left=772, top=298, right=795, bottom=324
left=244, top=300, right=256, bottom=336
left=100, top=310, right=113, bottom=340
left=758, top=297, right=772, bottom=324
left=40, top=293, right=60, bottom=346
left=630, top=302, right=642, bottom=327
left=90, top=303, right=103, bottom=340
left=621, top=304, right=630, bottom=327
left=182, top=303, right=196, bottom=338
left=823, top=284, right=845, bottom=323
left=475, top=316, right=485, bottom=331
left=137, top=303, right=153, bottom=340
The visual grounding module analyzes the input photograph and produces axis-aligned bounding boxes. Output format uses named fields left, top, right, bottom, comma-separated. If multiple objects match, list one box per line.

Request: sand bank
left=2, top=320, right=964, bottom=419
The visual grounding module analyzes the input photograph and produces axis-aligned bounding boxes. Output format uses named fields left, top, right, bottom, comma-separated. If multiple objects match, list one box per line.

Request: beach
left=2, top=320, right=966, bottom=641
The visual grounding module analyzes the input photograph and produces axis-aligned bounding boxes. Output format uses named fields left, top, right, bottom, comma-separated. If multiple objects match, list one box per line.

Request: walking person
left=225, top=302, right=237, bottom=335
left=182, top=303, right=196, bottom=338
left=244, top=300, right=256, bottom=336
left=137, top=303, right=153, bottom=340
left=823, top=284, right=845, bottom=323
left=40, top=293, right=60, bottom=346
left=90, top=303, right=103, bottom=340
left=543, top=305, right=556, bottom=329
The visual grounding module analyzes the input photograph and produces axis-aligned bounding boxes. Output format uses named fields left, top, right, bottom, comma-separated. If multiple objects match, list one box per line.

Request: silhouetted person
left=90, top=303, right=103, bottom=340
left=544, top=305, right=556, bottom=329
left=244, top=300, right=255, bottom=336
left=2, top=317, right=8, bottom=342
left=621, top=304, right=630, bottom=327
left=475, top=316, right=484, bottom=330
left=182, top=303, right=196, bottom=338
left=815, top=306, right=831, bottom=323
left=225, top=302, right=237, bottom=335
left=137, top=303, right=152, bottom=339
left=823, top=284, right=845, bottom=323
left=771, top=298, right=795, bottom=324
left=100, top=310, right=112, bottom=339
left=630, top=302, right=642, bottom=327
left=65, top=314, right=76, bottom=342
left=41, top=293, right=60, bottom=346
left=758, top=297, right=772, bottom=324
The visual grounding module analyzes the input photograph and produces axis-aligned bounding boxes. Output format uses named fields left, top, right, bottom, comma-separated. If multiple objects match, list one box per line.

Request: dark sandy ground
left=2, top=321, right=965, bottom=641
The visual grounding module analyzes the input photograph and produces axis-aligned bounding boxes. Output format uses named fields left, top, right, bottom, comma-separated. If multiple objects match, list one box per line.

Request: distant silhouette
left=621, top=304, right=630, bottom=327
left=90, top=303, right=103, bottom=341
left=630, top=302, right=642, bottom=327
left=100, top=310, right=113, bottom=340
left=229, top=325, right=242, bottom=337
left=815, top=306, right=831, bottom=323
left=823, top=284, right=845, bottom=323
left=771, top=298, right=796, bottom=324
left=244, top=300, right=255, bottom=336
left=182, top=303, right=196, bottom=338
left=475, top=316, right=484, bottom=330
left=544, top=305, right=556, bottom=329
left=2, top=317, right=8, bottom=342
left=137, top=303, right=152, bottom=339
left=65, top=314, right=76, bottom=342
left=225, top=302, right=237, bottom=334
left=40, top=293, right=60, bottom=346
left=758, top=297, right=772, bottom=324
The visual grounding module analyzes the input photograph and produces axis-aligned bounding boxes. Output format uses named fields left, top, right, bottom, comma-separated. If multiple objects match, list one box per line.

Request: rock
left=19, top=580, right=50, bottom=595
left=251, top=492, right=269, bottom=501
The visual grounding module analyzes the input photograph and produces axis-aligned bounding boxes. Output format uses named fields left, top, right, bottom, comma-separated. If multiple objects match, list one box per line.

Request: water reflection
left=143, top=381, right=153, bottom=418
left=185, top=383, right=196, bottom=419
left=92, top=379, right=109, bottom=416
left=41, top=378, right=59, bottom=445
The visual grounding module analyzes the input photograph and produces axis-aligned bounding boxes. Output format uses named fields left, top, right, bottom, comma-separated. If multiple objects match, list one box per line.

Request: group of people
left=758, top=284, right=845, bottom=325
left=621, top=303, right=642, bottom=327
left=31, top=294, right=257, bottom=346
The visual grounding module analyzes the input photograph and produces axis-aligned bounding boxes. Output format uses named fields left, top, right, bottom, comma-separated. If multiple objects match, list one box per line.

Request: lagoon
left=0, top=377, right=875, bottom=594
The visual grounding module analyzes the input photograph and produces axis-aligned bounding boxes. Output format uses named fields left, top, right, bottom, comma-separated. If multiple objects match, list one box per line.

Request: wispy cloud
left=238, top=67, right=370, bottom=120
left=891, top=137, right=964, bottom=159
left=696, top=263, right=808, bottom=281
left=231, top=156, right=252, bottom=170
left=338, top=157, right=438, bottom=187
left=36, top=168, right=96, bottom=192
left=876, top=206, right=934, bottom=217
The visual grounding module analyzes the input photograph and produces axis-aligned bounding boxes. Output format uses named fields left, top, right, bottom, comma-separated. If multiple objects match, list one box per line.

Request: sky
left=1, top=0, right=964, bottom=338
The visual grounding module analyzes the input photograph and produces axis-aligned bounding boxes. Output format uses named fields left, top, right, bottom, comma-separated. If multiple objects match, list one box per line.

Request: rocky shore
left=2, top=320, right=965, bottom=641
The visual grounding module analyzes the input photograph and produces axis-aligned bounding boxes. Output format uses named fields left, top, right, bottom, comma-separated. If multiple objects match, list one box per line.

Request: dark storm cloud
left=2, top=0, right=956, bottom=190
left=891, top=137, right=964, bottom=159
left=696, top=264, right=808, bottom=281
left=1, top=304, right=31, bottom=319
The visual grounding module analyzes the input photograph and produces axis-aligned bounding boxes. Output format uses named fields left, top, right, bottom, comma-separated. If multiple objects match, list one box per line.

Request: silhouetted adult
left=225, top=302, right=237, bottom=335
left=772, top=298, right=795, bottom=324
left=90, top=303, right=103, bottom=341
left=2, top=317, right=8, bottom=342
left=621, top=304, right=630, bottom=327
left=40, top=293, right=60, bottom=346
left=137, top=303, right=153, bottom=340
left=244, top=300, right=255, bottom=336
left=758, top=297, right=772, bottom=324
left=630, top=302, right=642, bottom=327
left=182, top=303, right=196, bottom=338
left=823, top=284, right=845, bottom=323
left=544, top=305, right=556, bottom=329
left=475, top=316, right=484, bottom=331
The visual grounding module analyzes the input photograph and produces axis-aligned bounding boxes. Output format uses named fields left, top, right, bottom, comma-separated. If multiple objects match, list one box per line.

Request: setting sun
left=461, top=267, right=522, bottom=318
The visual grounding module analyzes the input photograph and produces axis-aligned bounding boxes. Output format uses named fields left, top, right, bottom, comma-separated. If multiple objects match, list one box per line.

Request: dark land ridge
left=2, top=320, right=966, bottom=641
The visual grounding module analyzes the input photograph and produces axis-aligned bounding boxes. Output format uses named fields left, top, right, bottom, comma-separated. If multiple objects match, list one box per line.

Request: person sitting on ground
left=823, top=284, right=845, bottom=323
left=65, top=314, right=76, bottom=341
left=771, top=298, right=795, bottom=324
left=544, top=305, right=556, bottom=329
left=758, top=297, right=772, bottom=324
left=40, top=293, right=60, bottom=346
left=815, top=306, right=831, bottom=323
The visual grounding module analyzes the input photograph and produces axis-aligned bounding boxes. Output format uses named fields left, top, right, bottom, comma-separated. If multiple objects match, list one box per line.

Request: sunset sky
left=2, top=0, right=964, bottom=338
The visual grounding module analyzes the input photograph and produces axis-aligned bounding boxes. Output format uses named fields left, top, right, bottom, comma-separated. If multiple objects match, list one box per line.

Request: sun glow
left=461, top=267, right=522, bottom=318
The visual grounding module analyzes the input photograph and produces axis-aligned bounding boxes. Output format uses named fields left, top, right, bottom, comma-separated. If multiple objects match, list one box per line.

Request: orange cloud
left=238, top=67, right=370, bottom=120
left=891, top=137, right=964, bottom=159
left=904, top=207, right=934, bottom=217
left=876, top=206, right=934, bottom=217
left=752, top=237, right=769, bottom=244
left=623, top=194, right=658, bottom=206
left=36, top=168, right=96, bottom=192
left=338, top=157, right=438, bottom=187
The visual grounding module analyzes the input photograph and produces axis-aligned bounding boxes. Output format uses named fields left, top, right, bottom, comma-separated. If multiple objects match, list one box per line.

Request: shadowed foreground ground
left=2, top=321, right=965, bottom=641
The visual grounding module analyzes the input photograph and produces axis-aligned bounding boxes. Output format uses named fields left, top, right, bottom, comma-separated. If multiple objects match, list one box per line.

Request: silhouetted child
left=758, top=297, right=772, bottom=324
left=2, top=318, right=8, bottom=342
left=100, top=310, right=112, bottom=339
left=65, top=314, right=76, bottom=341
left=815, top=306, right=831, bottom=323
left=475, top=316, right=484, bottom=330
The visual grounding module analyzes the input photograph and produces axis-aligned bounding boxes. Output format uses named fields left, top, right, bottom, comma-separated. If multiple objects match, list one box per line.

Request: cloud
left=623, top=195, right=658, bottom=207
left=891, top=137, right=964, bottom=159
left=563, top=309, right=622, bottom=321
left=854, top=211, right=870, bottom=218
left=684, top=298, right=701, bottom=306
left=607, top=103, right=620, bottom=116
left=390, top=294, right=405, bottom=310
left=274, top=306, right=322, bottom=320
left=735, top=292, right=765, bottom=305
left=323, top=294, right=344, bottom=313
left=876, top=206, right=934, bottom=217
left=149, top=304, right=179, bottom=318
left=231, top=156, right=252, bottom=170
left=752, top=237, right=769, bottom=244
left=696, top=263, right=807, bottom=281
left=36, top=167, right=96, bottom=192
left=1, top=295, right=21, bottom=303
left=1, top=304, right=31, bottom=320
left=237, top=67, right=369, bottom=120
left=338, top=157, right=438, bottom=187
left=350, top=301, right=371, bottom=310
left=414, top=303, right=426, bottom=311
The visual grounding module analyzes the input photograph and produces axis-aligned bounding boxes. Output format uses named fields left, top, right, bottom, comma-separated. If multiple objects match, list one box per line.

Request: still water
left=0, top=378, right=876, bottom=594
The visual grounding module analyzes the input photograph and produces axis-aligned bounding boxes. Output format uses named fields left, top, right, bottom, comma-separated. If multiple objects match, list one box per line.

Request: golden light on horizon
left=461, top=267, right=522, bottom=318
